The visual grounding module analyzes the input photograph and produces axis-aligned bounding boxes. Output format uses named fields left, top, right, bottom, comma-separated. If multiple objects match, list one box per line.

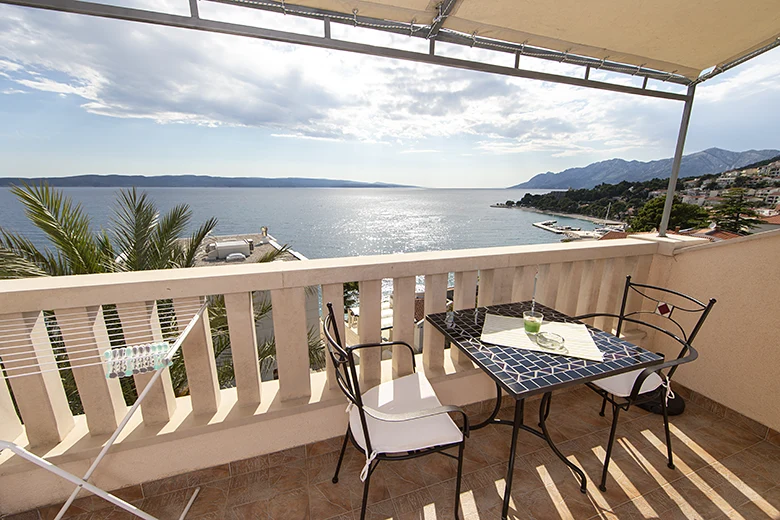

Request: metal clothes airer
left=0, top=301, right=208, bottom=520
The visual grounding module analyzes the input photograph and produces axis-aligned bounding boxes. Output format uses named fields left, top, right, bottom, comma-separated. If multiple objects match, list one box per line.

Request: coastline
left=514, top=207, right=626, bottom=226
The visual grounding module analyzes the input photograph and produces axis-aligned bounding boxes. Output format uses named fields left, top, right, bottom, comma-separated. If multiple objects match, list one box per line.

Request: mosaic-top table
left=426, top=301, right=663, bottom=520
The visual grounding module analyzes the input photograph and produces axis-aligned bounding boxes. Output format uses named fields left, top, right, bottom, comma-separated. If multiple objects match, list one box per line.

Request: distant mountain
left=510, top=148, right=780, bottom=189
left=0, top=174, right=413, bottom=188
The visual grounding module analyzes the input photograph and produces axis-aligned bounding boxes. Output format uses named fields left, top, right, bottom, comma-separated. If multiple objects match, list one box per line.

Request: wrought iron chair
left=323, top=302, right=469, bottom=520
left=573, top=276, right=716, bottom=492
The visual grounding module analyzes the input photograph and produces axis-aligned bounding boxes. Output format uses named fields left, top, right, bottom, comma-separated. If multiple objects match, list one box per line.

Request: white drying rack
left=0, top=300, right=209, bottom=520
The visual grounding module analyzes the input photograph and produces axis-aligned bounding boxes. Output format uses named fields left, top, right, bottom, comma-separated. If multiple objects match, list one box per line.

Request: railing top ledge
left=0, top=238, right=658, bottom=313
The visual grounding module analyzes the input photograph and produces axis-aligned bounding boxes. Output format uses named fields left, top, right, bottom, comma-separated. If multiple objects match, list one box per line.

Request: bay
left=0, top=187, right=598, bottom=259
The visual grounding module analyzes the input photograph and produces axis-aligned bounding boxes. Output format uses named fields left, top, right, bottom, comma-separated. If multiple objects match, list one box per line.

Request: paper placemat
left=480, top=314, right=604, bottom=362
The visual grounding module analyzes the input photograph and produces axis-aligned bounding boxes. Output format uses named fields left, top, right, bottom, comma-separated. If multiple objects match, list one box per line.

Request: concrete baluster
left=595, top=257, right=625, bottom=332
left=616, top=255, right=651, bottom=340
left=115, top=301, right=176, bottom=424
left=0, top=312, right=74, bottom=447
left=575, top=259, right=606, bottom=322
left=173, top=297, right=220, bottom=415
left=224, top=292, right=262, bottom=407
left=271, top=287, right=312, bottom=402
left=391, top=277, right=416, bottom=378
left=625, top=255, right=654, bottom=314
left=491, top=267, right=514, bottom=304
left=55, top=306, right=126, bottom=435
left=321, top=283, right=344, bottom=389
left=423, top=273, right=448, bottom=375
left=538, top=263, right=562, bottom=308
left=0, top=375, right=23, bottom=442
left=556, top=261, right=584, bottom=317
left=477, top=269, right=495, bottom=307
left=511, top=265, right=537, bottom=302
left=452, top=271, right=477, bottom=367
left=358, top=280, right=382, bottom=389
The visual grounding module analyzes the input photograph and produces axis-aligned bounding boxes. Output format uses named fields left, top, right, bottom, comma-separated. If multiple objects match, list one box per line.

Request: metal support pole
left=658, top=84, right=696, bottom=237
left=188, top=0, right=198, bottom=18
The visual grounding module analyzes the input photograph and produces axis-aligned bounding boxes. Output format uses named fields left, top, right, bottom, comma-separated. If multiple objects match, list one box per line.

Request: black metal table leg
left=471, top=381, right=503, bottom=430
left=501, top=398, right=524, bottom=520
left=538, top=392, right=587, bottom=493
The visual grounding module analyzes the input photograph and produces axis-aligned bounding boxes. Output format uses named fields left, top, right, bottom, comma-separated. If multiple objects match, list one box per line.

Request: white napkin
left=480, top=314, right=604, bottom=362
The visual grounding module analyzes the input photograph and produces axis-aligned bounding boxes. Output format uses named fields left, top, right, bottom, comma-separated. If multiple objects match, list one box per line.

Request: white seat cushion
left=593, top=369, right=663, bottom=398
left=349, top=372, right=463, bottom=454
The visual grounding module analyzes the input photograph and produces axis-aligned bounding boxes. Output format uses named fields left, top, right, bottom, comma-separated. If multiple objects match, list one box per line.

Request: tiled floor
left=6, top=386, right=780, bottom=519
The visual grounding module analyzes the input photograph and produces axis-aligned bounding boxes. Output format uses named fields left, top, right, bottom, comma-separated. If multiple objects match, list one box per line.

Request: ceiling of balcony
left=285, top=0, right=780, bottom=80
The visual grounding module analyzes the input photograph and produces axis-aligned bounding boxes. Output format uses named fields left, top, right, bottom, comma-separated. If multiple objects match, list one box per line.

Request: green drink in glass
left=523, top=311, right=543, bottom=334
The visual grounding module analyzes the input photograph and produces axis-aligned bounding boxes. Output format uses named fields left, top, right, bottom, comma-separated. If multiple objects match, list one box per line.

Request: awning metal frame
left=1, top=0, right=778, bottom=236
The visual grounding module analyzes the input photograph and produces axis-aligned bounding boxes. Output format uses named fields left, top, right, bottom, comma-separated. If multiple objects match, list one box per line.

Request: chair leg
left=599, top=395, right=608, bottom=417
left=332, top=427, right=350, bottom=484
left=454, top=442, right=465, bottom=519
left=600, top=405, right=621, bottom=492
left=359, top=462, right=374, bottom=520
left=662, top=396, right=675, bottom=470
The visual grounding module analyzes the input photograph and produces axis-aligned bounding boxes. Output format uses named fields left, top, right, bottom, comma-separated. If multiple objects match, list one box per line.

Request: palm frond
left=9, top=183, right=105, bottom=274
left=111, top=188, right=158, bottom=271
left=0, top=228, right=61, bottom=275
left=307, top=326, right=326, bottom=371
left=96, top=229, right=116, bottom=272
left=255, top=244, right=291, bottom=264
left=179, top=217, right=218, bottom=268
left=0, top=247, right=49, bottom=278
left=151, top=204, right=190, bottom=269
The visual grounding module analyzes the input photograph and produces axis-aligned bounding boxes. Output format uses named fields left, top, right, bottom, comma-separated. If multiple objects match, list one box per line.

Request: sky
left=0, top=0, right=779, bottom=188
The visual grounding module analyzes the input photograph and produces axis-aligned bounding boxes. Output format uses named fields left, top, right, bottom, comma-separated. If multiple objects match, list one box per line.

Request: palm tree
left=0, top=183, right=217, bottom=277
left=0, top=183, right=324, bottom=409
left=0, top=183, right=115, bottom=276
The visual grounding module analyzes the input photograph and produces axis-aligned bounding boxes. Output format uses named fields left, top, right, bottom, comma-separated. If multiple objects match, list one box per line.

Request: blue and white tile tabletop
left=426, top=302, right=663, bottom=400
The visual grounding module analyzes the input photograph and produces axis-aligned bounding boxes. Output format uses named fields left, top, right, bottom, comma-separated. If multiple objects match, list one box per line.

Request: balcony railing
left=2, top=231, right=777, bottom=515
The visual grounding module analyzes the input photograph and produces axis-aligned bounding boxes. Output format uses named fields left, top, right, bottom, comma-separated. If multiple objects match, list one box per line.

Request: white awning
left=281, top=0, right=780, bottom=80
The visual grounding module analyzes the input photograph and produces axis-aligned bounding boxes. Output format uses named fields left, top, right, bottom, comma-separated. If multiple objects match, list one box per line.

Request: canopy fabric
left=289, top=0, right=780, bottom=80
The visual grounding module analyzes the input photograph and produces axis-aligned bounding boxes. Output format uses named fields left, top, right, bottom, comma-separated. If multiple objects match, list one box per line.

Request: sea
left=0, top=187, right=598, bottom=259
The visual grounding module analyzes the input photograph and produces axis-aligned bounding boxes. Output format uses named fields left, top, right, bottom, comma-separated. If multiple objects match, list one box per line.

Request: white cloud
left=270, top=133, right=344, bottom=142
left=698, top=59, right=780, bottom=103
left=0, top=0, right=777, bottom=166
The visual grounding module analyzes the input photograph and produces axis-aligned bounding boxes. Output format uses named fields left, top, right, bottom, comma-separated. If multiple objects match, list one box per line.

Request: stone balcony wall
left=0, top=234, right=737, bottom=515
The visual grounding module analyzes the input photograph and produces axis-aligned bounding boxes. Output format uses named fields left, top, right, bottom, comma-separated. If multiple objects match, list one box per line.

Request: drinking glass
left=523, top=310, right=543, bottom=334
